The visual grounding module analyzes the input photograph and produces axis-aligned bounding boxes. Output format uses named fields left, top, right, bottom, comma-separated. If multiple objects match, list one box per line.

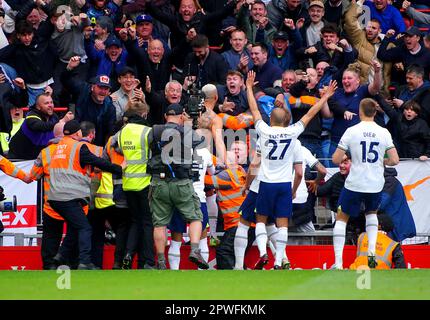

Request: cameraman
left=148, top=103, right=209, bottom=270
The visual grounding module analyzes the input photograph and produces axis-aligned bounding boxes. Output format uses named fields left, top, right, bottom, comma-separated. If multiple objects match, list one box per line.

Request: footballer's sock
left=366, top=213, right=379, bottom=256
left=167, top=240, right=181, bottom=270
left=275, top=227, right=288, bottom=267
left=255, top=222, right=268, bottom=257
left=234, top=222, right=249, bottom=270
left=266, top=224, right=278, bottom=257
left=198, top=238, right=209, bottom=270
left=206, top=194, right=218, bottom=238
left=333, top=220, right=347, bottom=268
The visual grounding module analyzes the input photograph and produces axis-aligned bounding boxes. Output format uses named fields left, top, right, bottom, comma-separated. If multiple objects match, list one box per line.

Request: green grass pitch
left=1, top=269, right=430, bottom=300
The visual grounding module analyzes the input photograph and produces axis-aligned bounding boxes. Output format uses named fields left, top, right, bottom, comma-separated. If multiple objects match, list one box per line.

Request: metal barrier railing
left=0, top=232, right=43, bottom=246
left=2, top=231, right=429, bottom=246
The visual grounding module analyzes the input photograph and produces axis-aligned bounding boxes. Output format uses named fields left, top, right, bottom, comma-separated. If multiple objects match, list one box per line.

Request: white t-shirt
left=338, top=121, right=395, bottom=193
left=255, top=120, right=305, bottom=183
left=293, top=145, right=319, bottom=204
left=193, top=147, right=214, bottom=202
left=249, top=139, right=261, bottom=193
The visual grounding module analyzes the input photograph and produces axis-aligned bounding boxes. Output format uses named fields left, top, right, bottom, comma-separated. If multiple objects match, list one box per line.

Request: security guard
left=349, top=214, right=406, bottom=270
left=28, top=139, right=86, bottom=269
left=148, top=103, right=209, bottom=270
left=46, top=120, right=122, bottom=270
left=111, top=102, right=155, bottom=269
left=95, top=132, right=130, bottom=269
left=204, top=151, right=247, bottom=269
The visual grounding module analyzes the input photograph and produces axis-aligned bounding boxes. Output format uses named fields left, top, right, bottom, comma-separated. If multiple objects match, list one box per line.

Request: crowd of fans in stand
left=0, top=0, right=428, bottom=269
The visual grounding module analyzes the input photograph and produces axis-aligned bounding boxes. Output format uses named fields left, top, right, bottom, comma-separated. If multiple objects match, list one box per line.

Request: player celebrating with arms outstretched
left=246, top=70, right=337, bottom=269
left=331, top=97, right=399, bottom=269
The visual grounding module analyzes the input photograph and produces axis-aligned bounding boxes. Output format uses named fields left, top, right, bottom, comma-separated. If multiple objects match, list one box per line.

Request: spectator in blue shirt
left=364, top=0, right=406, bottom=34
left=328, top=60, right=382, bottom=158
left=221, top=29, right=253, bottom=76
left=268, top=23, right=303, bottom=71
left=85, top=36, right=129, bottom=91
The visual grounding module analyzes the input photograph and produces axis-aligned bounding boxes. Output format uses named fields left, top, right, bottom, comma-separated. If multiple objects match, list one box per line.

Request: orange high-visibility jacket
left=46, top=136, right=92, bottom=202
left=349, top=232, right=398, bottom=270
left=0, top=155, right=26, bottom=181
left=217, top=95, right=318, bottom=130
left=204, top=166, right=246, bottom=231
left=218, top=112, right=254, bottom=130
left=30, top=143, right=89, bottom=220
left=285, top=95, right=319, bottom=109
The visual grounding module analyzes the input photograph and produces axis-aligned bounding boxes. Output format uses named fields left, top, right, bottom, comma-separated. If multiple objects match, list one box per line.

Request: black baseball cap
left=273, top=31, right=289, bottom=41
left=165, top=103, right=184, bottom=116
left=63, top=120, right=81, bottom=135
left=404, top=26, right=421, bottom=37
left=118, top=66, right=136, bottom=77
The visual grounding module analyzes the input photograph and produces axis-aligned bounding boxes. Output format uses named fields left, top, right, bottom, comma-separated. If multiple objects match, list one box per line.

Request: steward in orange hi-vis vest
left=81, top=139, right=103, bottom=210
left=349, top=231, right=406, bottom=270
left=204, top=165, right=246, bottom=231
left=28, top=140, right=90, bottom=270
left=29, top=141, right=93, bottom=220
left=41, top=120, right=122, bottom=269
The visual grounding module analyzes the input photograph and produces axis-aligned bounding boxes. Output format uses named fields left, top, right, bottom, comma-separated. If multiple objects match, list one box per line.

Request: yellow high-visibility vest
left=119, top=123, right=152, bottom=191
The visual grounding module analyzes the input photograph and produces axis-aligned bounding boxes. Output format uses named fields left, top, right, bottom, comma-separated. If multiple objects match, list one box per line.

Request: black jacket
left=411, top=88, right=430, bottom=126
left=183, top=50, right=229, bottom=88
left=147, top=0, right=235, bottom=68
left=79, top=143, right=122, bottom=175
left=296, top=41, right=358, bottom=70
left=124, top=40, right=172, bottom=93
left=0, top=38, right=57, bottom=85
left=289, top=80, right=322, bottom=140
left=377, top=38, right=430, bottom=80
left=379, top=97, right=430, bottom=158
left=62, top=70, right=116, bottom=147
left=316, top=171, right=347, bottom=212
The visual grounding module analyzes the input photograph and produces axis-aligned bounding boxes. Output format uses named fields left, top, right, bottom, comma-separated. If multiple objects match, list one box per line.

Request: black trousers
left=216, top=226, right=256, bottom=270
left=87, top=206, right=131, bottom=269
left=125, top=188, right=155, bottom=267
left=41, top=212, right=64, bottom=269
left=49, top=199, right=92, bottom=264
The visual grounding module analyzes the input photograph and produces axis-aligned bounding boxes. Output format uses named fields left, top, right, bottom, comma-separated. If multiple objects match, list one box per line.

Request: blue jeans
left=320, top=136, right=332, bottom=168
left=49, top=199, right=92, bottom=264
left=298, top=137, right=322, bottom=179
left=27, top=87, right=46, bottom=107
left=326, top=139, right=341, bottom=168
left=299, top=137, right=322, bottom=158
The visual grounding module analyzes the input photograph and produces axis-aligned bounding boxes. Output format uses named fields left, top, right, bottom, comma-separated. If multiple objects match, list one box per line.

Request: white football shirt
left=337, top=121, right=395, bottom=193
left=293, top=145, right=319, bottom=204
left=193, top=147, right=214, bottom=202
left=255, top=119, right=305, bottom=183
left=249, top=139, right=261, bottom=193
